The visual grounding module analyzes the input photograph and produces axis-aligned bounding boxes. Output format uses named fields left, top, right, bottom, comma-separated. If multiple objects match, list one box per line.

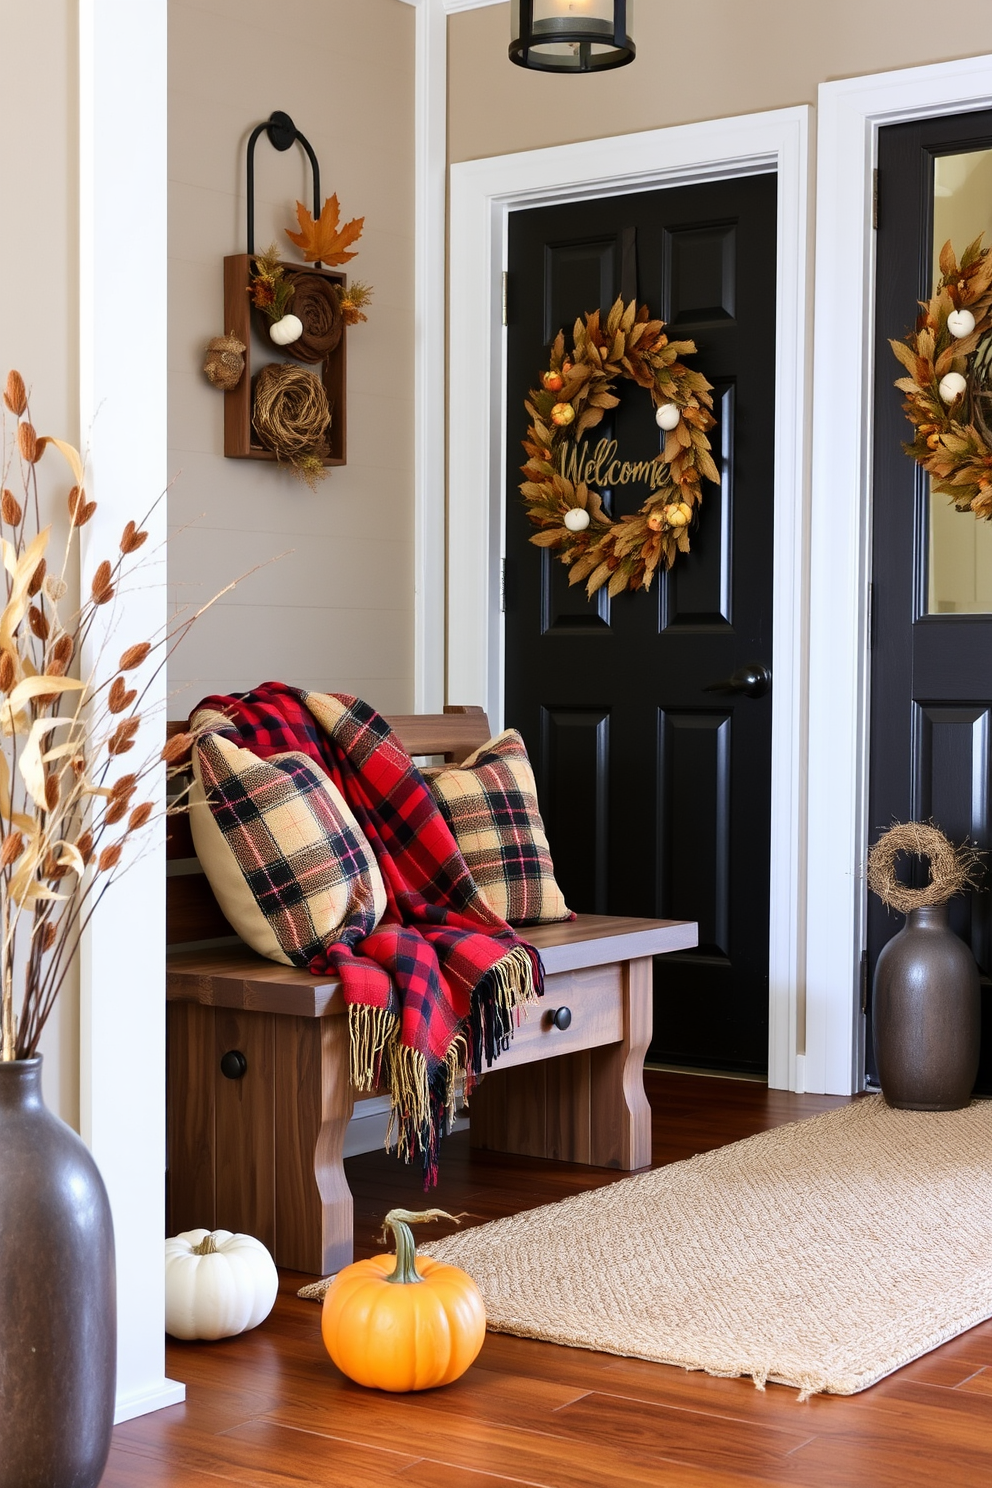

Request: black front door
left=503, top=175, right=777, bottom=1074
left=869, top=111, right=992, bottom=1093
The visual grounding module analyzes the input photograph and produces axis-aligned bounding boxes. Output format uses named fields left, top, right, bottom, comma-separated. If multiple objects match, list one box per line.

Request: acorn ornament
left=563, top=507, right=590, bottom=533
left=655, top=403, right=681, bottom=431
left=203, top=334, right=246, bottom=391
left=939, top=371, right=968, bottom=404
left=947, top=308, right=976, bottom=339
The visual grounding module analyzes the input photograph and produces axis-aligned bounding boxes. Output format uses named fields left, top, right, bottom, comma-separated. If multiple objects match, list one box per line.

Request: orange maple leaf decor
left=285, top=195, right=364, bottom=265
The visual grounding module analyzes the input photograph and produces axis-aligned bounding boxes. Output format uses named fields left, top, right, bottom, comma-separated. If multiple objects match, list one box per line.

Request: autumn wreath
left=891, top=236, right=992, bottom=516
left=520, top=297, right=719, bottom=597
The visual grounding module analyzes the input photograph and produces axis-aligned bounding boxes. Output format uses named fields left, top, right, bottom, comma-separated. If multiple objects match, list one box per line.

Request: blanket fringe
left=470, top=944, right=541, bottom=1076
left=348, top=1003, right=398, bottom=1093
left=349, top=945, right=541, bottom=1186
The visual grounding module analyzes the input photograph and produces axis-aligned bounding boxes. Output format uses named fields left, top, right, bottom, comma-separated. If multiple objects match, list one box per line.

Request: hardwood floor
left=106, top=1072, right=992, bottom=1487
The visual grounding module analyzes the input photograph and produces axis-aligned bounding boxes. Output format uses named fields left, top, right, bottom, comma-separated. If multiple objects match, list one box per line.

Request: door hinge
left=872, top=168, right=879, bottom=231
left=500, top=556, right=507, bottom=612
left=860, top=948, right=869, bottom=1015
left=501, top=270, right=509, bottom=327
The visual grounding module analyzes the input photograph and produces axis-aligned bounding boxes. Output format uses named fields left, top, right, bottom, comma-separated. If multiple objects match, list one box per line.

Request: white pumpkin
left=164, top=1228, right=278, bottom=1340
left=269, top=313, right=303, bottom=346
left=655, top=402, right=681, bottom=431
left=947, top=308, right=976, bottom=339
left=563, top=507, right=590, bottom=532
left=938, top=371, right=968, bottom=405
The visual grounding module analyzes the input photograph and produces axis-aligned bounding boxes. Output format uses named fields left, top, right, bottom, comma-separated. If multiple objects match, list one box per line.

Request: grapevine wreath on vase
left=891, top=235, right=992, bottom=513
left=520, top=296, right=719, bottom=597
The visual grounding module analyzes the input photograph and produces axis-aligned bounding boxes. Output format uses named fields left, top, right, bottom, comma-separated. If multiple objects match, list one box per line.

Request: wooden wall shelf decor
left=223, top=254, right=347, bottom=467
left=221, top=111, right=350, bottom=470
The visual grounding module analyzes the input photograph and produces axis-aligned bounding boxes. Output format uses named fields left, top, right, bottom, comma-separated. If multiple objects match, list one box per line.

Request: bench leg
left=315, top=1016, right=356, bottom=1274
left=469, top=955, right=653, bottom=1170
left=588, top=955, right=652, bottom=1168
left=273, top=1014, right=355, bottom=1276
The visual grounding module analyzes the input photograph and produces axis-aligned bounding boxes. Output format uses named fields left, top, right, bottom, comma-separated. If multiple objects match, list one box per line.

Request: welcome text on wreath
left=559, top=437, right=670, bottom=493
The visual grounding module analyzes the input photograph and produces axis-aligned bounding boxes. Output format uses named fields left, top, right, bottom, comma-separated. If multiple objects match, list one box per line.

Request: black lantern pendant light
left=509, top=1, right=634, bottom=73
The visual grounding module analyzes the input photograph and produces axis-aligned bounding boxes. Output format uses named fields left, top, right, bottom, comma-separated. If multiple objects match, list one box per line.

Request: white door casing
left=806, top=55, right=992, bottom=1097
left=79, top=0, right=183, bottom=1421
left=448, top=108, right=812, bottom=1091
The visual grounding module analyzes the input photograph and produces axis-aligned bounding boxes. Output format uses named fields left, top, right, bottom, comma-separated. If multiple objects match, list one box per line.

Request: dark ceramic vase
left=872, top=903, right=981, bottom=1110
left=0, top=1057, right=116, bottom=1488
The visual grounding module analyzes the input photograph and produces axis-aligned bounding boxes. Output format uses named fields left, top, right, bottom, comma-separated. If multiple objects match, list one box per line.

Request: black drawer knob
left=220, top=1049, right=247, bottom=1080
left=551, top=1006, right=572, bottom=1031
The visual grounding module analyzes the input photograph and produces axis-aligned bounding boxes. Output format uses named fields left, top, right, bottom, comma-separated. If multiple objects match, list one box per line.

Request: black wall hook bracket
left=246, top=111, right=322, bottom=264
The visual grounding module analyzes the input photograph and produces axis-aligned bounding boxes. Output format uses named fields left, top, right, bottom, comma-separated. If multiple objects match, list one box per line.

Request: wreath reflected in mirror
left=519, top=297, right=719, bottom=598
left=891, top=236, right=992, bottom=515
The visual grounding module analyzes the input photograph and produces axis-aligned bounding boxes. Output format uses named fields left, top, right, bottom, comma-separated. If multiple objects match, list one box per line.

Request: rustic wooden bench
left=165, top=705, right=697, bottom=1274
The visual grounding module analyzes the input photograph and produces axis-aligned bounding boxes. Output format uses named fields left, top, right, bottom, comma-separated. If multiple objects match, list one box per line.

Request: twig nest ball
left=203, top=334, right=246, bottom=391
left=866, top=820, right=982, bottom=914
left=947, top=308, right=976, bottom=339
left=563, top=507, right=590, bottom=533
left=269, top=313, right=303, bottom=346
left=279, top=273, right=344, bottom=363
left=655, top=402, right=681, bottom=431
left=252, top=363, right=331, bottom=476
left=164, top=1229, right=278, bottom=1340
left=938, top=371, right=968, bottom=404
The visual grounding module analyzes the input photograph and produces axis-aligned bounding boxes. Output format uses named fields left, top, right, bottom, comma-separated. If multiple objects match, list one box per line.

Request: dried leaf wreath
left=521, top=296, right=719, bottom=597
left=891, top=235, right=992, bottom=516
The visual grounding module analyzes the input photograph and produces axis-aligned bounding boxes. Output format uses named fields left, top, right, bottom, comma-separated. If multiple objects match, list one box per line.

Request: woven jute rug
left=421, top=1096, right=992, bottom=1398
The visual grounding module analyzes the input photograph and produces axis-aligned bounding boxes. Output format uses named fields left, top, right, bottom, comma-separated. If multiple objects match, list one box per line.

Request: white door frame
left=79, top=0, right=181, bottom=1421
left=448, top=107, right=812, bottom=1091
left=805, top=55, right=992, bottom=1097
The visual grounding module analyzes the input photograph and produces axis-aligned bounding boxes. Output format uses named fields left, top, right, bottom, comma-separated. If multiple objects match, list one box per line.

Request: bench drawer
left=496, top=963, right=623, bottom=1070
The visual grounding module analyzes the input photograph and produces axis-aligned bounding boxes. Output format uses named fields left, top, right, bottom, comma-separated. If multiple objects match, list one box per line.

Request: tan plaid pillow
left=190, top=730, right=386, bottom=967
left=423, top=730, right=570, bottom=926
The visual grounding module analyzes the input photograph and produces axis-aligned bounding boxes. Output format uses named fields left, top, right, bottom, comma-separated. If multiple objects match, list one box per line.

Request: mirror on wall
left=927, top=147, right=992, bottom=615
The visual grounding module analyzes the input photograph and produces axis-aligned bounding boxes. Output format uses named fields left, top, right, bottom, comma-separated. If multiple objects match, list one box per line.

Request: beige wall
left=0, top=0, right=80, bottom=1125
left=168, top=0, right=416, bottom=715
left=449, top=3, right=992, bottom=161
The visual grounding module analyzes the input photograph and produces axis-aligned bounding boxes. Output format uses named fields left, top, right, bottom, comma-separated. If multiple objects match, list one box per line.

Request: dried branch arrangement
left=520, top=297, right=719, bottom=598
left=0, top=369, right=195, bottom=1061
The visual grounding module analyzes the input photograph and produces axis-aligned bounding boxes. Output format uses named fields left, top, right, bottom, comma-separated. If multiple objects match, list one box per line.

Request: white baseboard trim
left=794, top=1053, right=807, bottom=1096
left=114, top=1377, right=185, bottom=1424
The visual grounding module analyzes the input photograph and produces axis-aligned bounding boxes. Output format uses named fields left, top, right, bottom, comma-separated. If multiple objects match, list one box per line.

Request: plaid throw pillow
left=190, top=728, right=386, bottom=967
left=423, top=730, right=570, bottom=926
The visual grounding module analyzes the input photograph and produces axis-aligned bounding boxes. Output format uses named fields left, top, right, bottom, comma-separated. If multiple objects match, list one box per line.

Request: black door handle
left=704, top=663, right=771, bottom=699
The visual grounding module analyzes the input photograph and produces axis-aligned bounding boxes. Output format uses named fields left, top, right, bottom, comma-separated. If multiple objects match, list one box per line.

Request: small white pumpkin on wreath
left=520, top=296, right=720, bottom=598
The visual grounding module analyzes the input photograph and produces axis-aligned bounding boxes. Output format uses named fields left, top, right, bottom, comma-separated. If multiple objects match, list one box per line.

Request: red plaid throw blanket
left=192, top=683, right=543, bottom=1182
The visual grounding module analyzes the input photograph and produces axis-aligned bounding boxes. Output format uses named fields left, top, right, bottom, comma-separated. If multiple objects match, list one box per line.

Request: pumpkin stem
left=382, top=1208, right=463, bottom=1286
left=191, top=1234, right=219, bottom=1256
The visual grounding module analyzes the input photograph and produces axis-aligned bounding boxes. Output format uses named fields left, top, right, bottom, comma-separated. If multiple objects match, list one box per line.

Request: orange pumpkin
left=321, top=1208, right=486, bottom=1392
